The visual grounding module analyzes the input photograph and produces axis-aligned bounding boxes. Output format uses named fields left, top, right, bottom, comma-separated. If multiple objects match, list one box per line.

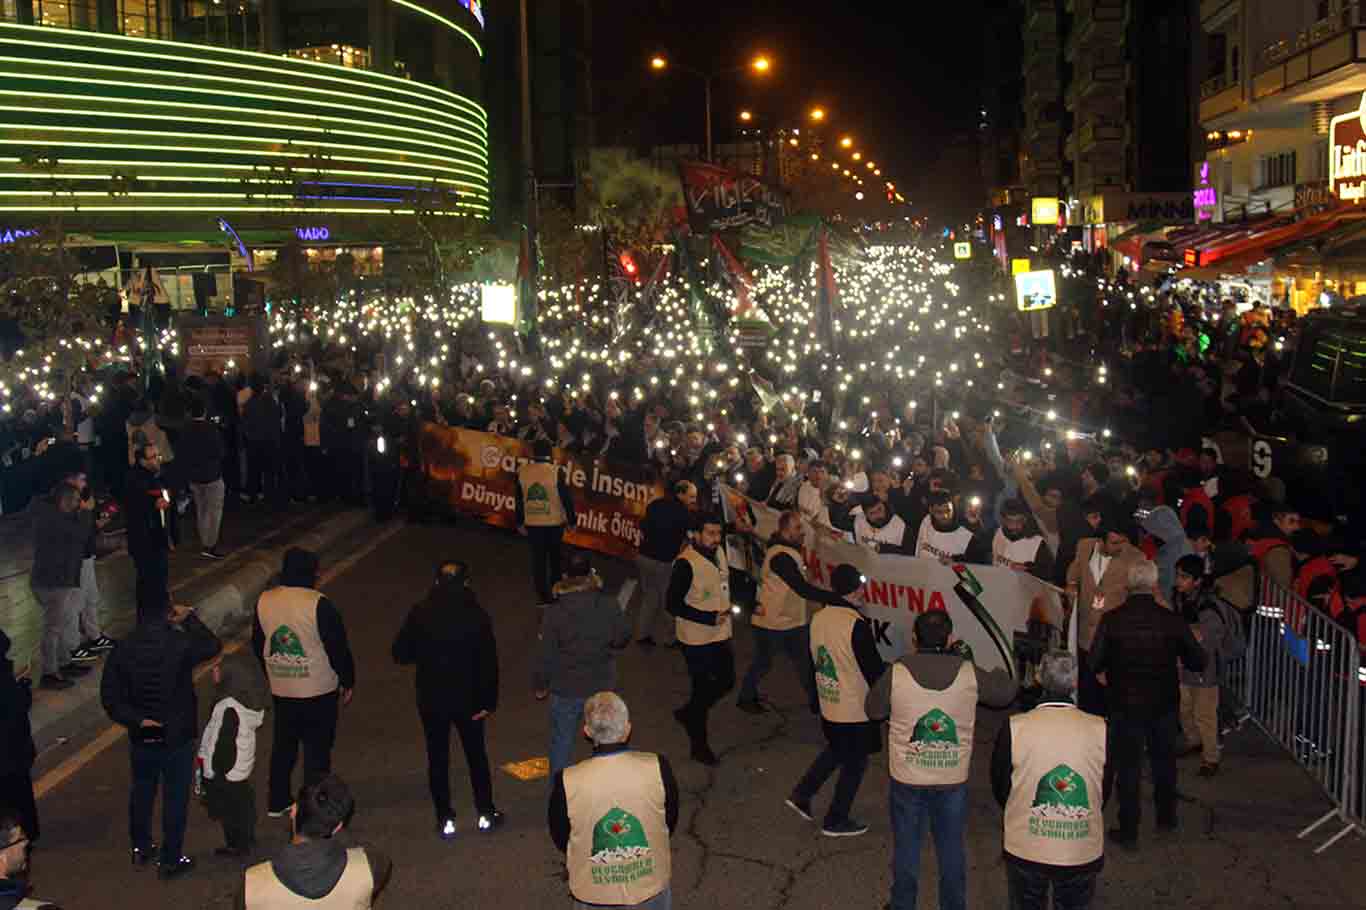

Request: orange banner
left=418, top=423, right=666, bottom=560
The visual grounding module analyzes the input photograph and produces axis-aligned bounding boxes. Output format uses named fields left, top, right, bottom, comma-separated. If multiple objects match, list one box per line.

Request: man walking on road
left=240, top=774, right=392, bottom=909
left=30, top=482, right=96, bottom=689
left=534, top=552, right=631, bottom=775
left=866, top=610, right=1018, bottom=910
left=666, top=514, right=735, bottom=766
left=549, top=693, right=679, bottom=910
left=254, top=548, right=355, bottom=818
left=64, top=473, right=115, bottom=664
left=392, top=560, right=504, bottom=839
left=178, top=399, right=226, bottom=559
left=1088, top=561, right=1205, bottom=849
left=737, top=510, right=843, bottom=714
left=101, top=595, right=222, bottom=880
left=991, top=651, right=1109, bottom=910
left=789, top=564, right=885, bottom=837
left=516, top=439, right=577, bottom=606
left=124, top=443, right=175, bottom=620
left=635, top=481, right=696, bottom=647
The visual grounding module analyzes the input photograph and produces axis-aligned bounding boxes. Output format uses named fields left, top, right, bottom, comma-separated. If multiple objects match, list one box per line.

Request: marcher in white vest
left=865, top=610, right=1018, bottom=910
left=991, top=651, right=1110, bottom=910
left=788, top=564, right=885, bottom=837
left=253, top=548, right=355, bottom=818
left=515, top=439, right=578, bottom=606
left=992, top=499, right=1055, bottom=582
left=0, top=809, right=59, bottom=910
left=913, top=492, right=976, bottom=563
left=852, top=499, right=911, bottom=554
left=549, top=693, right=680, bottom=910
left=241, top=775, right=391, bottom=909
left=666, top=514, right=734, bottom=765
left=737, top=511, right=845, bottom=715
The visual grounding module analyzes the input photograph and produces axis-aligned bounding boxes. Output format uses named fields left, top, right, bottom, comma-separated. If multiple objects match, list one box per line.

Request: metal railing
left=1240, top=578, right=1363, bottom=852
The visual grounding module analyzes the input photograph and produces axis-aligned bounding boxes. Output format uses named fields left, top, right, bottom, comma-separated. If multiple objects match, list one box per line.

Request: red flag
left=711, top=234, right=754, bottom=316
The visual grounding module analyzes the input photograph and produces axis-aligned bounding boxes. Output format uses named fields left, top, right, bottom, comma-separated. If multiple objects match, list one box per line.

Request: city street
left=24, top=519, right=1365, bottom=909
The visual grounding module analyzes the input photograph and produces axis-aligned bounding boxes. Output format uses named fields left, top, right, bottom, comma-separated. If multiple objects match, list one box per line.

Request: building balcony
left=1078, top=63, right=1126, bottom=98
left=1073, top=0, right=1126, bottom=47
left=1199, top=83, right=1243, bottom=124
left=1200, top=0, right=1236, bottom=28
left=1200, top=71, right=1230, bottom=99
left=1078, top=117, right=1125, bottom=151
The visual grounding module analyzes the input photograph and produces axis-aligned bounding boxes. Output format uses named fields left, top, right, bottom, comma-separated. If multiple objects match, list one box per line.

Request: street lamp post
left=651, top=54, right=771, bottom=162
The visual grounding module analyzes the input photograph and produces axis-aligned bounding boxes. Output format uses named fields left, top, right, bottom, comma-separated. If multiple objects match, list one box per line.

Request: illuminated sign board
left=953, top=241, right=972, bottom=259
left=0, top=228, right=37, bottom=244
left=1330, top=92, right=1366, bottom=202
left=481, top=282, right=516, bottom=325
left=1193, top=161, right=1218, bottom=221
left=295, top=226, right=330, bottom=242
left=1011, top=258, right=1032, bottom=275
left=1014, top=269, right=1057, bottom=312
left=462, top=0, right=483, bottom=26
left=1031, top=197, right=1059, bottom=226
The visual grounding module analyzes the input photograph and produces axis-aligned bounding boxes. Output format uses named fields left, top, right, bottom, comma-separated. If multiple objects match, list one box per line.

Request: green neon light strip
left=389, top=0, right=483, bottom=60
left=0, top=22, right=485, bottom=118
left=0, top=191, right=491, bottom=212
left=0, top=172, right=489, bottom=196
left=2, top=70, right=486, bottom=149
left=0, top=157, right=490, bottom=198
left=0, top=205, right=490, bottom=215
left=0, top=101, right=488, bottom=168
left=0, top=55, right=488, bottom=142
left=4, top=119, right=489, bottom=179
left=0, top=139, right=488, bottom=189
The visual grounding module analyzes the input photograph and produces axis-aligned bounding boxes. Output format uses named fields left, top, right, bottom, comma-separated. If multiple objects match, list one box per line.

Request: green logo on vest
left=1028, top=764, right=1094, bottom=840
left=526, top=481, right=550, bottom=514
left=266, top=624, right=310, bottom=678
left=814, top=645, right=839, bottom=704
left=589, top=807, right=654, bottom=886
left=906, top=708, right=962, bottom=769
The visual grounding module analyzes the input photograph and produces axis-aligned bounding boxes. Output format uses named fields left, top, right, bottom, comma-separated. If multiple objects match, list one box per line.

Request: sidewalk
left=0, top=498, right=374, bottom=750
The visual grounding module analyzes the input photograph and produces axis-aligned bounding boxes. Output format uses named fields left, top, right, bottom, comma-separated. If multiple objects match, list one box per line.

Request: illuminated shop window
left=289, top=44, right=372, bottom=70
left=35, top=0, right=98, bottom=29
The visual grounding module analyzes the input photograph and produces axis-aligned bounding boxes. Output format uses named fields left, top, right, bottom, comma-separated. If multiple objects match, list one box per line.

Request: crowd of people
left=3, top=246, right=1365, bottom=909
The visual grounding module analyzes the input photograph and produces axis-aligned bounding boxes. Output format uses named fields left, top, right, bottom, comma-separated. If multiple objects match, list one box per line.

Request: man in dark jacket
left=1088, top=560, right=1205, bottom=849
left=101, top=594, right=222, bottom=879
left=320, top=384, right=364, bottom=505
left=124, top=442, right=174, bottom=620
left=30, top=483, right=95, bottom=688
left=392, top=560, right=503, bottom=840
left=241, top=378, right=282, bottom=507
left=534, top=551, right=632, bottom=775
left=0, top=807, right=60, bottom=910
left=238, top=774, right=391, bottom=909
left=635, top=481, right=697, bottom=647
left=0, top=632, right=37, bottom=845
left=178, top=399, right=226, bottom=559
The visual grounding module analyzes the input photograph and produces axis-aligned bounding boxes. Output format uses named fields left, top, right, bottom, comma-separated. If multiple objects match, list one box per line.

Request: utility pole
left=704, top=75, right=713, bottom=162
left=518, top=0, right=538, bottom=336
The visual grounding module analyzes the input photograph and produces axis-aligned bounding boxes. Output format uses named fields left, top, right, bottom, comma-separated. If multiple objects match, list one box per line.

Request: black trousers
left=1077, top=648, right=1107, bottom=717
left=1110, top=710, right=1179, bottom=837
left=245, top=440, right=280, bottom=503
left=527, top=524, right=565, bottom=603
left=129, top=740, right=194, bottom=864
left=1005, top=857, right=1099, bottom=910
left=419, top=707, right=494, bottom=821
left=206, top=777, right=255, bottom=850
left=268, top=691, right=339, bottom=812
left=132, top=547, right=170, bottom=619
left=679, top=641, right=736, bottom=750
left=0, top=772, right=37, bottom=842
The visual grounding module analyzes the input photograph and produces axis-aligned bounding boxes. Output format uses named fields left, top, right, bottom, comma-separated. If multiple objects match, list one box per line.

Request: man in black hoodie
left=0, top=632, right=37, bottom=845
left=124, top=442, right=174, bottom=620
left=101, top=593, right=222, bottom=879
left=178, top=399, right=226, bottom=559
left=238, top=774, right=391, bottom=909
left=392, top=561, right=503, bottom=840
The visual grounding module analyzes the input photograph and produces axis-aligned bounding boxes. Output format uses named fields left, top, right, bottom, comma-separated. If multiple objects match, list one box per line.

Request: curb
left=28, top=508, right=374, bottom=750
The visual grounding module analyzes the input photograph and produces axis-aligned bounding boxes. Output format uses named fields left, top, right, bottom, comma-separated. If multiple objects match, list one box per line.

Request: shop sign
left=992, top=214, right=1003, bottom=232
left=0, top=227, right=38, bottom=244
left=295, top=226, right=330, bottom=242
left=1330, top=93, right=1366, bottom=202
left=953, top=242, right=972, bottom=259
left=1011, top=258, right=1032, bottom=275
left=1085, top=193, right=1195, bottom=225
left=460, top=0, right=484, bottom=26
left=1031, top=197, right=1059, bottom=226
left=1014, top=269, right=1057, bottom=312
left=1296, top=181, right=1334, bottom=209
left=1193, top=162, right=1218, bottom=221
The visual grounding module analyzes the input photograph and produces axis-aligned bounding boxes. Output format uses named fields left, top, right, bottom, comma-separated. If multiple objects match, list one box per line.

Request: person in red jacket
left=1244, top=504, right=1301, bottom=590
left=1294, top=533, right=1345, bottom=622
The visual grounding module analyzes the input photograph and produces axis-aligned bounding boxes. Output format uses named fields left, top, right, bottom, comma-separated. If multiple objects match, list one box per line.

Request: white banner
left=721, top=487, right=1066, bottom=679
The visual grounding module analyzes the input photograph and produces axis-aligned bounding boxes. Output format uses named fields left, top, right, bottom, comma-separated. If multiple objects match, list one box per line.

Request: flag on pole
left=816, top=224, right=838, bottom=352
left=516, top=225, right=535, bottom=339
left=711, top=234, right=754, bottom=317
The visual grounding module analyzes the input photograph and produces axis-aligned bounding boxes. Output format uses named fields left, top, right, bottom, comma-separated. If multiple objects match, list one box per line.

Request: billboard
left=1330, top=92, right=1366, bottom=202
left=1030, top=197, right=1059, bottom=226
left=1014, top=269, right=1057, bottom=312
left=678, top=160, right=786, bottom=232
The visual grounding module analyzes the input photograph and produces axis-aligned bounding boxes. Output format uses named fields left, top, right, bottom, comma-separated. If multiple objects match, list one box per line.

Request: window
left=121, top=0, right=169, bottom=37
left=1292, top=326, right=1366, bottom=403
left=36, top=0, right=98, bottom=28
left=1307, top=140, right=1330, bottom=183
left=1258, top=151, right=1296, bottom=189
left=289, top=45, right=371, bottom=70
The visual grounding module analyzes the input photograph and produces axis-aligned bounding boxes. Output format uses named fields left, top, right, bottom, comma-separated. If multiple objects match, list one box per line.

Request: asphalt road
left=24, top=518, right=1365, bottom=909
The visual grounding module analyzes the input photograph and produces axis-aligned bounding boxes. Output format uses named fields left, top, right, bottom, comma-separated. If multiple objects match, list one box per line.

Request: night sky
left=592, top=0, right=991, bottom=218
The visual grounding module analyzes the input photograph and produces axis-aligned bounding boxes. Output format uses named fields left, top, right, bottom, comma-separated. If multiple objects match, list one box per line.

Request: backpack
left=1208, top=592, right=1246, bottom=661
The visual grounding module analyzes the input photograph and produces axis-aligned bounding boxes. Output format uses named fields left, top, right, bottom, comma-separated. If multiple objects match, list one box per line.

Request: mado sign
left=1014, top=269, right=1057, bottom=312
left=295, top=226, right=330, bottom=242
left=953, top=241, right=972, bottom=259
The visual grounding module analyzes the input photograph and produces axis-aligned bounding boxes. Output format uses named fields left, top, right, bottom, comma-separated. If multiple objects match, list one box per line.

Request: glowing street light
left=852, top=151, right=862, bottom=161
left=650, top=55, right=667, bottom=70
left=840, top=136, right=853, bottom=148
left=751, top=55, right=772, bottom=73
left=809, top=107, right=826, bottom=121
left=649, top=52, right=774, bottom=161
left=855, top=191, right=865, bottom=200
left=739, top=109, right=753, bottom=122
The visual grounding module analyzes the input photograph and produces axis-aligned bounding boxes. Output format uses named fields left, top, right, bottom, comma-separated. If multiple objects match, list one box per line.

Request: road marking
left=501, top=757, right=550, bottom=781
left=33, top=519, right=408, bottom=798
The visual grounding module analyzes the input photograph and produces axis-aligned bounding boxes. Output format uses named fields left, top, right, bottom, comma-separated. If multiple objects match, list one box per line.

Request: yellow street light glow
left=831, top=162, right=839, bottom=170
left=874, top=169, right=881, bottom=176
left=650, top=55, right=667, bottom=69
left=809, top=107, right=825, bottom=121
left=788, top=137, right=799, bottom=146
left=840, top=136, right=853, bottom=148
left=739, top=109, right=752, bottom=122
left=851, top=151, right=862, bottom=161
left=751, top=55, right=772, bottom=72
left=866, top=161, right=875, bottom=169
left=810, top=152, right=819, bottom=160
left=855, top=191, right=864, bottom=200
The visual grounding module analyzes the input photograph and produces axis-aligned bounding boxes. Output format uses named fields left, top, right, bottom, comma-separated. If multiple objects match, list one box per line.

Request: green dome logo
left=527, top=482, right=549, bottom=501
left=591, top=807, right=650, bottom=861
left=1032, top=764, right=1091, bottom=811
left=268, top=625, right=306, bottom=660
left=814, top=645, right=838, bottom=681
left=911, top=709, right=959, bottom=745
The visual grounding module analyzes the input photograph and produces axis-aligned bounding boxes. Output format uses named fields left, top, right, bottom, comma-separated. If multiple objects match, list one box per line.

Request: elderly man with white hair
left=991, top=651, right=1110, bottom=910
left=766, top=454, right=801, bottom=510
left=548, top=693, right=680, bottom=910
left=1088, top=561, right=1205, bottom=852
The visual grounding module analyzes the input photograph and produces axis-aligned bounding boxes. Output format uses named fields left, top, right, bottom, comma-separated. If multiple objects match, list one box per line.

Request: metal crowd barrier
left=1241, top=577, right=1363, bottom=853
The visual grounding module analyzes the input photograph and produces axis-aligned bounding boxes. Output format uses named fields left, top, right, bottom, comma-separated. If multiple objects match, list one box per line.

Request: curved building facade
left=0, top=1, right=489, bottom=225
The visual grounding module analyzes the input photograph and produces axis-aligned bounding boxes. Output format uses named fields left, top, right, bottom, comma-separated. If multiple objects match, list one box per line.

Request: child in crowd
left=199, top=651, right=269, bottom=857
